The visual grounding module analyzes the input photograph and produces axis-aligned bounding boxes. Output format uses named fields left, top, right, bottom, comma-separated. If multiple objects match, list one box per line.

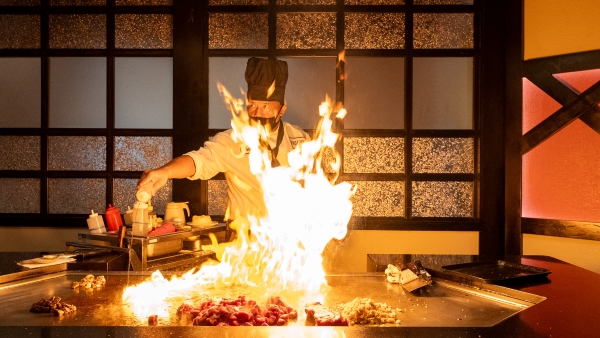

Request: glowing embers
left=123, top=88, right=353, bottom=320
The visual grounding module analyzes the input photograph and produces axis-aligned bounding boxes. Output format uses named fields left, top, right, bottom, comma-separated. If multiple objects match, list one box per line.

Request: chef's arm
left=137, top=155, right=196, bottom=193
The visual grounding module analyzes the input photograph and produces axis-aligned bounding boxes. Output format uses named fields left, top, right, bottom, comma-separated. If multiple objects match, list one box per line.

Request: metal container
left=147, top=238, right=183, bottom=258
left=182, top=239, right=200, bottom=251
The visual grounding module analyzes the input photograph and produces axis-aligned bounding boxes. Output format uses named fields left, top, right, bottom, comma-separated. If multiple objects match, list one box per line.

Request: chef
left=137, top=57, right=310, bottom=239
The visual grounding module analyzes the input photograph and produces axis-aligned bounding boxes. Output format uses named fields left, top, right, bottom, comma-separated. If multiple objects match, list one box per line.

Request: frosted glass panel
left=208, top=180, right=228, bottom=216
left=209, top=13, right=268, bottom=49
left=280, top=57, right=337, bottom=129
left=0, top=136, right=40, bottom=170
left=210, top=0, right=267, bottom=4
left=114, top=178, right=172, bottom=217
left=345, top=13, right=405, bottom=49
left=414, top=0, right=473, bottom=4
left=115, top=14, right=172, bottom=49
left=0, top=58, right=41, bottom=128
left=48, top=136, right=106, bottom=171
left=48, top=178, right=105, bottom=214
left=412, top=181, right=473, bottom=217
left=115, top=57, right=173, bottom=129
left=209, top=57, right=248, bottom=129
left=114, top=136, right=172, bottom=171
left=49, top=14, right=106, bottom=49
left=413, top=13, right=474, bottom=49
left=51, top=0, right=105, bottom=4
left=348, top=180, right=405, bottom=217
left=116, top=0, right=172, bottom=4
left=0, top=1, right=40, bottom=5
left=343, top=137, right=404, bottom=173
left=277, top=0, right=335, bottom=4
left=0, top=15, right=40, bottom=49
left=0, top=178, right=39, bottom=214
left=412, top=137, right=473, bottom=173
left=276, top=13, right=336, bottom=49
left=49, top=57, right=106, bottom=128
left=412, top=57, right=472, bottom=129
left=344, top=57, right=404, bottom=129
left=345, top=0, right=404, bottom=3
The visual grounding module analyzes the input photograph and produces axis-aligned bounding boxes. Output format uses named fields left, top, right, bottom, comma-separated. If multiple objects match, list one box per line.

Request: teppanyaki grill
left=0, top=269, right=545, bottom=336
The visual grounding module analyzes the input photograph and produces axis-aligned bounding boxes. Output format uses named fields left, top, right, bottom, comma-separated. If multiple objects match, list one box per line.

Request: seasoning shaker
left=87, top=210, right=106, bottom=234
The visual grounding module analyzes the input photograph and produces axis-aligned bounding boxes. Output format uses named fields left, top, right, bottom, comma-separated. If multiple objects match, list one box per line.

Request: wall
left=524, top=0, right=600, bottom=60
left=323, top=230, right=479, bottom=273
left=522, top=0, right=600, bottom=275
left=524, top=234, right=600, bottom=273
left=0, top=227, right=83, bottom=252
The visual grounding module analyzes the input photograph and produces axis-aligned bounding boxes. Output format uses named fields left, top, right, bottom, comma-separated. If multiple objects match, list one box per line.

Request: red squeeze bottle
left=105, top=204, right=124, bottom=232
left=148, top=223, right=175, bottom=236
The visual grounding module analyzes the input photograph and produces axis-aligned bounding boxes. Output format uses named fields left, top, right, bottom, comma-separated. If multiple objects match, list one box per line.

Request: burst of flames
left=122, top=84, right=354, bottom=320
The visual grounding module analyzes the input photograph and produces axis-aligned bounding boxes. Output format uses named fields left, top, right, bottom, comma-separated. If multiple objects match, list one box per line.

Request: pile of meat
left=177, top=295, right=297, bottom=326
left=305, top=302, right=348, bottom=326
left=70, top=274, right=106, bottom=290
left=30, top=296, right=77, bottom=317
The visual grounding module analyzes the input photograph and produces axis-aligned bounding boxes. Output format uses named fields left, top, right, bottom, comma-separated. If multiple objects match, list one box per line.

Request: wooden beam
left=520, top=79, right=600, bottom=155
left=523, top=218, right=600, bottom=241
left=524, top=71, right=600, bottom=133
left=503, top=0, right=523, bottom=257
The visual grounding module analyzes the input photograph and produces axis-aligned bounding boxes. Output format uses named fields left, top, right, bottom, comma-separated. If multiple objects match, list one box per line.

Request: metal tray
left=441, top=260, right=551, bottom=284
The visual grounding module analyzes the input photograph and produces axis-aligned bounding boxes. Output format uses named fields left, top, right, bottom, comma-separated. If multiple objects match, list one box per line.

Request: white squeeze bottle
left=87, top=210, right=106, bottom=234
left=132, top=201, right=149, bottom=237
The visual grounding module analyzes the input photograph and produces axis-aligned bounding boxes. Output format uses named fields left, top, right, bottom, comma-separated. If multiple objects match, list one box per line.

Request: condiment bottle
left=147, top=200, right=157, bottom=232
left=87, top=210, right=106, bottom=234
left=132, top=201, right=149, bottom=237
left=123, top=206, right=134, bottom=227
left=105, top=204, right=123, bottom=232
left=136, top=181, right=154, bottom=203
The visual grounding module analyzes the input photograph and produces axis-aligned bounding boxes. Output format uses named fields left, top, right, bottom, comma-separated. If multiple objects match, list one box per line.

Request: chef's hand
left=137, top=168, right=168, bottom=196
left=136, top=155, right=197, bottom=195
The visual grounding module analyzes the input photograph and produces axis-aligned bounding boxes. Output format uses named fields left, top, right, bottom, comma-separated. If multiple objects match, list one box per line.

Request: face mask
left=250, top=116, right=278, bottom=131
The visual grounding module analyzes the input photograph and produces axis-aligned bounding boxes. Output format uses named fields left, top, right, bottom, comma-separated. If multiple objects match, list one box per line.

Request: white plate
left=187, top=221, right=218, bottom=228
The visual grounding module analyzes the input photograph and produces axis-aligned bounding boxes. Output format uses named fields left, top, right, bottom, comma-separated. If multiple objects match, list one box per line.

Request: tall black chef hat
left=245, top=57, right=288, bottom=105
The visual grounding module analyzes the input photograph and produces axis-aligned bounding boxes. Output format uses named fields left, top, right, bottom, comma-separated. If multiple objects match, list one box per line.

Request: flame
left=337, top=50, right=346, bottom=81
left=122, top=83, right=354, bottom=320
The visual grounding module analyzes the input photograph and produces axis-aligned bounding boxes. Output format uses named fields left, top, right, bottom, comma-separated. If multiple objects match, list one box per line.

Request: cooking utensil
left=397, top=260, right=432, bottom=292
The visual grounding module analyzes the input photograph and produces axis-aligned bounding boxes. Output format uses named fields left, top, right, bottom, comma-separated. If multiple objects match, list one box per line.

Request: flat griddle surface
left=0, top=271, right=540, bottom=327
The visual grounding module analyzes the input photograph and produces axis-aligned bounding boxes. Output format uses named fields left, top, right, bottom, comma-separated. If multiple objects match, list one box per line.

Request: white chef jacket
left=185, top=122, right=310, bottom=221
